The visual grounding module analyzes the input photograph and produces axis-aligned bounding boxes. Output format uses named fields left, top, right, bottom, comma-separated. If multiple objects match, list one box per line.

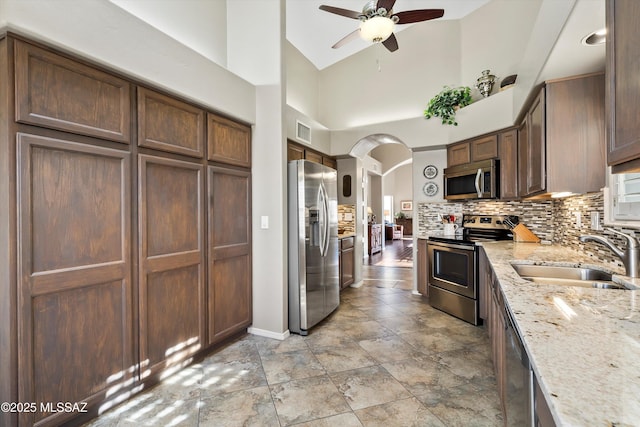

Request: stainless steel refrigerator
left=288, top=160, right=339, bottom=335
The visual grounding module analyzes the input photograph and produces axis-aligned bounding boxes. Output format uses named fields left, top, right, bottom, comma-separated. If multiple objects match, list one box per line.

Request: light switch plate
left=261, top=216, right=269, bottom=229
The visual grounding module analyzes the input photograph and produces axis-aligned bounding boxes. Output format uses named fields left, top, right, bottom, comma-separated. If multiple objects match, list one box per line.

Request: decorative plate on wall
left=423, top=165, right=438, bottom=179
left=423, top=181, right=438, bottom=197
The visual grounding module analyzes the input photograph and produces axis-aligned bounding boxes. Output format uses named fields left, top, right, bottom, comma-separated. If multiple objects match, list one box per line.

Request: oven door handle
left=475, top=168, right=482, bottom=197
left=428, top=242, right=476, bottom=251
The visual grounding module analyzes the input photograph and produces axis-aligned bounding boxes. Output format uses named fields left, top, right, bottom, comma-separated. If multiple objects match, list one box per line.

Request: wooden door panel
left=208, top=166, right=251, bottom=344
left=471, top=135, right=498, bottom=161
left=28, top=144, right=124, bottom=272
left=207, top=113, right=251, bottom=167
left=527, top=90, right=546, bottom=194
left=32, top=280, right=126, bottom=422
left=210, top=255, right=251, bottom=339
left=137, top=87, right=205, bottom=158
left=14, top=40, right=131, bottom=143
left=607, top=0, right=640, bottom=165
left=138, top=154, right=205, bottom=374
left=17, top=133, right=132, bottom=426
left=499, top=129, right=518, bottom=200
left=144, top=161, right=201, bottom=256
left=144, top=266, right=202, bottom=365
left=447, top=142, right=470, bottom=166
left=210, top=170, right=250, bottom=247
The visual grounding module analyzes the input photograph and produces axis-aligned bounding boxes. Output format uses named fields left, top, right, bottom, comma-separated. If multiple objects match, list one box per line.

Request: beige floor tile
left=199, top=386, right=279, bottom=427
left=354, top=397, right=447, bottom=427
left=270, top=375, right=351, bottom=425
left=357, top=335, right=424, bottom=363
left=199, top=358, right=267, bottom=397
left=329, top=365, right=411, bottom=411
left=311, top=341, right=378, bottom=373
left=293, top=411, right=364, bottom=427
left=261, top=348, right=326, bottom=385
left=382, top=355, right=468, bottom=397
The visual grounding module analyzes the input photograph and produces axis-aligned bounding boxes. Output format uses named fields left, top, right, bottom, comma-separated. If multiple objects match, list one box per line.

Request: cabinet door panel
left=471, top=135, right=498, bottom=161
left=607, top=0, right=640, bottom=166
left=447, top=143, right=471, bottom=166
left=207, top=114, right=251, bottom=167
left=208, top=166, right=252, bottom=344
left=139, top=155, right=204, bottom=373
left=138, top=87, right=205, bottom=158
left=527, top=91, right=546, bottom=194
left=14, top=40, right=131, bottom=143
left=518, top=120, right=528, bottom=198
left=17, top=133, right=132, bottom=426
left=499, top=129, right=518, bottom=200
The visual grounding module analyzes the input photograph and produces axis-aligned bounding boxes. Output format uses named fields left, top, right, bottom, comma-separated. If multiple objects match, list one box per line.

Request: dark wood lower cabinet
left=417, top=239, right=428, bottom=296
left=340, top=237, right=355, bottom=289
left=207, top=166, right=252, bottom=344
left=16, top=133, right=134, bottom=427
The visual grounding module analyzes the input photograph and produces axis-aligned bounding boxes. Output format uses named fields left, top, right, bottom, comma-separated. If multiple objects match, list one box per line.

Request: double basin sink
left=511, top=264, right=630, bottom=290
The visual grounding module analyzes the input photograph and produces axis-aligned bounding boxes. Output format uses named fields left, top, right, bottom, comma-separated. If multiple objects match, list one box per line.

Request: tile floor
left=85, top=264, right=503, bottom=426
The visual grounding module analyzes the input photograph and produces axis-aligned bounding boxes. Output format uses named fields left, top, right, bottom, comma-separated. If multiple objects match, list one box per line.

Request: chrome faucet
left=579, top=228, right=640, bottom=278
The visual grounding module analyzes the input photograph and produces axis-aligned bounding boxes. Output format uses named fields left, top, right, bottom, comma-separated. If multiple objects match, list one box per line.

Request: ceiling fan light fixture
left=359, top=16, right=394, bottom=43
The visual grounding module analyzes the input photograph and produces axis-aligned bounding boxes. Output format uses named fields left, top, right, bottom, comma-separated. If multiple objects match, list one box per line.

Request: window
left=606, top=171, right=640, bottom=223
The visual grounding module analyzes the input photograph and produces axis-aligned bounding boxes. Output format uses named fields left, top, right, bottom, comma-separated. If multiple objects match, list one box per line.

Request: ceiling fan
left=319, top=0, right=444, bottom=52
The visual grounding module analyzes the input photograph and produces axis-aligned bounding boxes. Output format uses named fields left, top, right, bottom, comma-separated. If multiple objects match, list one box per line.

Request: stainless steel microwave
left=444, top=159, right=499, bottom=200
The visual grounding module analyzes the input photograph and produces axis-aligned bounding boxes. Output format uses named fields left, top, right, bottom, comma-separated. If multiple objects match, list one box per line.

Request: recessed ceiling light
left=581, top=28, right=606, bottom=46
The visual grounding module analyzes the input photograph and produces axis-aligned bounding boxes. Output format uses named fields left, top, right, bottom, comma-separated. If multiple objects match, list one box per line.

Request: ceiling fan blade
left=377, top=0, right=397, bottom=12
left=319, top=5, right=361, bottom=19
left=382, top=33, right=399, bottom=52
left=332, top=29, right=361, bottom=49
left=394, top=9, right=445, bottom=24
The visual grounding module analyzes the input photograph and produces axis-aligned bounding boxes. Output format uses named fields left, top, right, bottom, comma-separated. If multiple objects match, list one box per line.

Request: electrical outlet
left=575, top=212, right=582, bottom=228
left=590, top=211, right=601, bottom=230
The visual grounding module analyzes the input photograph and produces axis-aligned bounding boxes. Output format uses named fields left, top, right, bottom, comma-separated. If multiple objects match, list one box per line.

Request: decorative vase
left=476, top=69, right=496, bottom=98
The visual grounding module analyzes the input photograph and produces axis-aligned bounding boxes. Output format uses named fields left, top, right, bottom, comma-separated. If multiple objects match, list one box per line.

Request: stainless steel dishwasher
left=502, top=300, right=534, bottom=426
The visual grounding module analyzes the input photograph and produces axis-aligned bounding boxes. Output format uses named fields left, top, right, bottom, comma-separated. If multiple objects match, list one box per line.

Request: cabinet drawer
left=471, top=135, right=498, bottom=160
left=137, top=87, right=205, bottom=158
left=207, top=113, right=251, bottom=167
left=14, top=40, right=131, bottom=143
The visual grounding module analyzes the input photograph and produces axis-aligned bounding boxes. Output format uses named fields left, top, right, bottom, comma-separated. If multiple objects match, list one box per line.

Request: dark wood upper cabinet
left=207, top=166, right=252, bottom=344
left=14, top=40, right=131, bottom=143
left=498, top=128, right=518, bottom=200
left=471, top=135, right=499, bottom=161
left=138, top=155, right=205, bottom=378
left=447, top=134, right=497, bottom=167
left=207, top=113, right=251, bottom=168
left=606, top=0, right=640, bottom=172
left=137, top=87, right=205, bottom=158
left=523, top=88, right=546, bottom=196
left=16, top=133, right=133, bottom=426
left=287, top=140, right=337, bottom=169
left=447, top=142, right=471, bottom=166
left=518, top=73, right=605, bottom=198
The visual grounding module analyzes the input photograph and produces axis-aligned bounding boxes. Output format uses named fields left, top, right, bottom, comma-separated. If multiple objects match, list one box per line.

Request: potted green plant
left=423, top=85, right=473, bottom=126
left=395, top=212, right=406, bottom=220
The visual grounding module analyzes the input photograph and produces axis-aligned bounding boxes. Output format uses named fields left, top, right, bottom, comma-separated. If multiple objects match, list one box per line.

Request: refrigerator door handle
left=322, top=183, right=330, bottom=257
left=317, top=182, right=330, bottom=257
left=318, top=184, right=326, bottom=257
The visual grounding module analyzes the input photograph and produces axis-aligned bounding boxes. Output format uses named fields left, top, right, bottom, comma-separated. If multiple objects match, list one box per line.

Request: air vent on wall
left=296, top=120, right=311, bottom=144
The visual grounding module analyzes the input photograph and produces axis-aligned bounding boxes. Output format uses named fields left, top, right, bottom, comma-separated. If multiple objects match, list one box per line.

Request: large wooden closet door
left=17, top=133, right=132, bottom=426
left=138, top=155, right=205, bottom=375
left=208, top=166, right=251, bottom=344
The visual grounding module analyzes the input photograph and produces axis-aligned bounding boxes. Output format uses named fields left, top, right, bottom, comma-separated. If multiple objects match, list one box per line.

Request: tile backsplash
left=417, top=191, right=637, bottom=272
left=338, top=204, right=356, bottom=234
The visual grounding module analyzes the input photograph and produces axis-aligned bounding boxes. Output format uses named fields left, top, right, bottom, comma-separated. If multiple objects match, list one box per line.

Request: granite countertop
left=338, top=232, right=356, bottom=239
left=480, top=241, right=640, bottom=426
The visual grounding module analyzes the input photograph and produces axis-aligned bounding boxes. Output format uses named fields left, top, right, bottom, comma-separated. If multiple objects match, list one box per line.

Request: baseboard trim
left=247, top=327, right=290, bottom=341
left=349, top=281, right=363, bottom=288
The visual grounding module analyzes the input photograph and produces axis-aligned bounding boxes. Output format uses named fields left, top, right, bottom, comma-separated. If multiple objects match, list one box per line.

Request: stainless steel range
left=427, top=214, right=516, bottom=325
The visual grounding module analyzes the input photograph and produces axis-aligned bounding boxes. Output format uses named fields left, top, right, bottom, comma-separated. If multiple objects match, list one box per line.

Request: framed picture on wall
left=401, top=200, right=413, bottom=211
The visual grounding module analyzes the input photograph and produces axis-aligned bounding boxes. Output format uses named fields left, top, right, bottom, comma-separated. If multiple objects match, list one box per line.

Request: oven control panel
left=462, top=214, right=518, bottom=230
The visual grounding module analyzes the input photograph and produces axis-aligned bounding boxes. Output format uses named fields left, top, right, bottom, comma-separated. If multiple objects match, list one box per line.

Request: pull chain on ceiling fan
left=319, top=0, right=444, bottom=52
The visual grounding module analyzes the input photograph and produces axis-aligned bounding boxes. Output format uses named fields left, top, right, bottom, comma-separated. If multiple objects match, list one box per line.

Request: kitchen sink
left=511, top=264, right=626, bottom=290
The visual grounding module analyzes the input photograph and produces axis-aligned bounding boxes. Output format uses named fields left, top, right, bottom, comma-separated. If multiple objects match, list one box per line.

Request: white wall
left=286, top=41, right=320, bottom=120
left=109, top=0, right=227, bottom=67
left=386, top=164, right=414, bottom=217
